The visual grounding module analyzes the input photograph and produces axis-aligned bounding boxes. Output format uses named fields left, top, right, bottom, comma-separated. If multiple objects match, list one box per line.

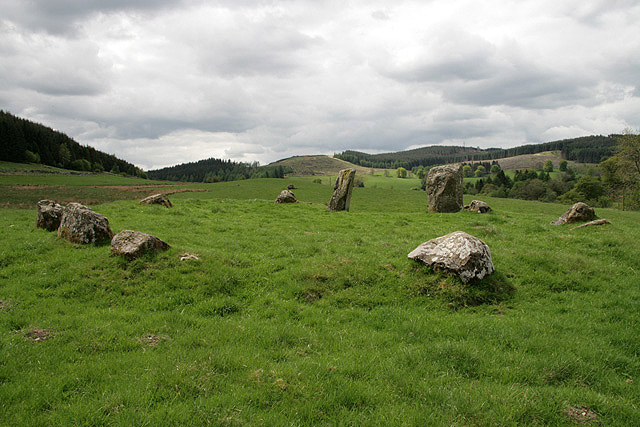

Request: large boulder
left=111, top=230, right=170, bottom=260
left=57, top=203, right=113, bottom=244
left=408, top=231, right=494, bottom=283
left=463, top=200, right=491, bottom=214
left=550, top=202, right=595, bottom=225
left=328, top=168, right=356, bottom=212
left=140, top=193, right=172, bottom=208
left=275, top=190, right=297, bottom=203
left=426, top=164, right=463, bottom=213
left=36, top=200, right=64, bottom=231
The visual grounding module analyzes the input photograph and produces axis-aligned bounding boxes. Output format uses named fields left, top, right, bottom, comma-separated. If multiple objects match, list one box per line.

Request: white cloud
left=0, top=0, right=639, bottom=170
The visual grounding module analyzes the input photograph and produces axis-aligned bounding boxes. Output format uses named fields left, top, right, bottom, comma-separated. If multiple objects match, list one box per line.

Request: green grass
left=1, top=174, right=639, bottom=425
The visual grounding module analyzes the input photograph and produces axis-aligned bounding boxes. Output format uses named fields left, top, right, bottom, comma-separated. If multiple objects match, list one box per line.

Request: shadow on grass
left=409, top=264, right=515, bottom=309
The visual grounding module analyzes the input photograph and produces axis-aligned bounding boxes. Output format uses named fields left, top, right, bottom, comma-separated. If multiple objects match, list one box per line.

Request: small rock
left=551, top=202, right=595, bottom=225
left=36, top=199, right=64, bottom=231
left=328, top=168, right=356, bottom=212
left=571, top=219, right=611, bottom=229
left=463, top=200, right=491, bottom=214
left=275, top=190, right=298, bottom=203
left=180, top=253, right=200, bottom=261
left=426, top=164, right=463, bottom=213
left=111, top=229, right=170, bottom=260
left=408, top=231, right=494, bottom=283
left=57, top=203, right=113, bottom=244
left=140, top=193, right=172, bottom=208
left=287, top=184, right=297, bottom=190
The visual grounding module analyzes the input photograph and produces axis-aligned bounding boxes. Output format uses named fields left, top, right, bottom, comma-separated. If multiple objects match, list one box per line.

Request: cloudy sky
left=1, top=0, right=639, bottom=170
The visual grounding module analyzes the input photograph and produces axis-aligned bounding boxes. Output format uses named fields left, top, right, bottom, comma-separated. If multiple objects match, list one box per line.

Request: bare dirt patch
left=565, top=406, right=599, bottom=424
left=24, top=328, right=53, bottom=342
left=139, top=334, right=167, bottom=347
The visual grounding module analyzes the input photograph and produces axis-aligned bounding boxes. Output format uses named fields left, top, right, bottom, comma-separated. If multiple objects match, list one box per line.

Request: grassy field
left=1, top=171, right=639, bottom=425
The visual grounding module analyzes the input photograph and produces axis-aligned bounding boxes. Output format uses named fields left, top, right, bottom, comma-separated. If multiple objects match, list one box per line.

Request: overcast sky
left=1, top=0, right=639, bottom=170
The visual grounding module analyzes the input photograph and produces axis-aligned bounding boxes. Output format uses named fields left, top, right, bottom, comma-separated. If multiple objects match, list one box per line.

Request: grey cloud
left=0, top=0, right=185, bottom=35
left=446, top=69, right=595, bottom=109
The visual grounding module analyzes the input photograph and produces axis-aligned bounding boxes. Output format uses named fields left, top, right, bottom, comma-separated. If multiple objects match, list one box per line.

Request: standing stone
left=140, top=194, right=172, bottom=208
left=426, top=164, right=463, bottom=212
left=36, top=200, right=64, bottom=231
left=408, top=231, right=494, bottom=283
left=275, top=190, right=298, bottom=203
left=550, top=202, right=595, bottom=225
left=111, top=230, right=170, bottom=260
left=57, top=203, right=113, bottom=244
left=328, top=169, right=356, bottom=212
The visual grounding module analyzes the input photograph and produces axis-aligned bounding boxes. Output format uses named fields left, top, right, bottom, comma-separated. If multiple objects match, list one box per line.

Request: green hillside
left=268, top=155, right=382, bottom=176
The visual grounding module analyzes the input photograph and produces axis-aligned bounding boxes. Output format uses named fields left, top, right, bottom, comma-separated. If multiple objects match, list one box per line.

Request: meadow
left=1, top=171, right=639, bottom=425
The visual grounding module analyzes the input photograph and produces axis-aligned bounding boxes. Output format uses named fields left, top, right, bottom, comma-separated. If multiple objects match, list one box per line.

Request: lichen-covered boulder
left=111, top=230, right=170, bottom=260
left=36, top=200, right=64, bottom=231
left=328, top=168, right=356, bottom=212
left=550, top=202, right=595, bottom=225
left=275, top=190, right=297, bottom=204
left=408, top=231, right=494, bottom=283
left=57, top=203, right=113, bottom=244
left=463, top=200, right=491, bottom=214
left=287, top=184, right=297, bottom=190
left=426, top=164, right=463, bottom=213
left=140, top=193, right=172, bottom=208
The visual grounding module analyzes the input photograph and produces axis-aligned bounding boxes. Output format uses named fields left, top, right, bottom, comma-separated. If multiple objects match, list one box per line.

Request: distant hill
left=335, top=135, right=617, bottom=169
left=268, top=155, right=380, bottom=176
left=0, top=110, right=146, bottom=177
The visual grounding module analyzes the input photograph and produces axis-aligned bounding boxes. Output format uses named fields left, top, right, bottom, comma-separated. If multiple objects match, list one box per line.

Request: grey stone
left=571, top=219, right=611, bottom=229
left=111, top=230, right=170, bottom=260
left=329, top=168, right=356, bottom=212
left=275, top=190, right=298, bottom=203
left=550, top=202, right=595, bottom=225
left=463, top=200, right=491, bottom=214
left=426, top=164, right=463, bottom=213
left=57, top=203, right=113, bottom=244
left=140, top=193, right=172, bottom=208
left=36, top=200, right=64, bottom=231
left=287, top=184, right=297, bottom=190
left=408, top=231, right=494, bottom=283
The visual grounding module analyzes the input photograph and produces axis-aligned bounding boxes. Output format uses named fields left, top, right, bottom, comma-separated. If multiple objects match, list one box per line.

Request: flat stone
left=57, top=203, right=113, bottom=244
left=571, top=219, right=611, bottom=229
left=463, top=200, right=491, bottom=214
left=140, top=193, right=172, bottom=208
left=408, top=231, right=494, bottom=283
left=111, top=230, right=170, bottom=260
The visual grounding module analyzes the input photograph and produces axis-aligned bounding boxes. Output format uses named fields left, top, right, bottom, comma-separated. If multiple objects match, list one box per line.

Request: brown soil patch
left=140, top=334, right=167, bottom=347
left=25, top=328, right=53, bottom=342
left=565, top=406, right=599, bottom=424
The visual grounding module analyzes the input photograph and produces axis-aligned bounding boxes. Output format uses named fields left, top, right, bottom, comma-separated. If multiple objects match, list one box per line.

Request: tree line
left=0, top=110, right=146, bottom=178
left=335, top=135, right=617, bottom=169
left=146, top=158, right=292, bottom=183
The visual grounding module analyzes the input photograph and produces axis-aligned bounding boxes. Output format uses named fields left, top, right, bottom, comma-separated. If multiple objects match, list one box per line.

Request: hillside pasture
left=1, top=172, right=639, bottom=425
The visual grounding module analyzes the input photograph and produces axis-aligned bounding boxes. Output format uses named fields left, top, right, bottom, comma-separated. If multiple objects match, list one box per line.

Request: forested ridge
left=335, top=135, right=617, bottom=169
left=0, top=111, right=146, bottom=177
left=147, top=158, right=292, bottom=182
